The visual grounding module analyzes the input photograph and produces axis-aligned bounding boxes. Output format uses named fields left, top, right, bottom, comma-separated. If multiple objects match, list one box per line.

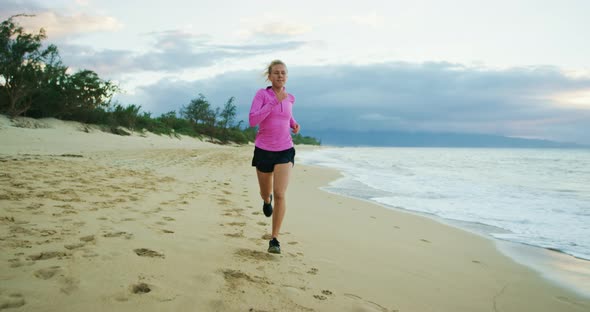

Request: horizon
left=1, top=0, right=589, bottom=144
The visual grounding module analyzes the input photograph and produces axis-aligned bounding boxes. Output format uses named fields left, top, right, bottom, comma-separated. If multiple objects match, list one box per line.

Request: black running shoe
left=263, top=194, right=273, bottom=217
left=268, top=237, right=281, bottom=254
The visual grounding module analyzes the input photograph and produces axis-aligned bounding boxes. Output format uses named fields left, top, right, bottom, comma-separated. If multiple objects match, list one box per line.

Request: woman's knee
left=273, top=191, right=286, bottom=201
left=273, top=192, right=287, bottom=200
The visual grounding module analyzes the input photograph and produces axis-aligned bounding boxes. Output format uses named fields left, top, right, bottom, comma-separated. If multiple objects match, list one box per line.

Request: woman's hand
left=292, top=123, right=300, bottom=134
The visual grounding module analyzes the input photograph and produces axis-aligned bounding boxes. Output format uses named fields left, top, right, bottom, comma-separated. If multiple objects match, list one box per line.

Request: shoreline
left=1, top=118, right=589, bottom=311
left=288, top=162, right=590, bottom=311
left=298, top=146, right=590, bottom=300
left=304, top=161, right=590, bottom=300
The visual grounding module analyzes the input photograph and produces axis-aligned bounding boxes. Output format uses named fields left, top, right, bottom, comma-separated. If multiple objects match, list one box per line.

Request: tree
left=58, top=69, right=118, bottom=119
left=27, top=53, right=69, bottom=118
left=0, top=15, right=118, bottom=119
left=181, top=93, right=214, bottom=125
left=110, top=103, right=141, bottom=129
left=0, top=15, right=59, bottom=117
left=218, top=96, right=236, bottom=129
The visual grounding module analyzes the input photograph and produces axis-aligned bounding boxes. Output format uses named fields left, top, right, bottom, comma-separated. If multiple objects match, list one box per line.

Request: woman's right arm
left=249, top=90, right=276, bottom=127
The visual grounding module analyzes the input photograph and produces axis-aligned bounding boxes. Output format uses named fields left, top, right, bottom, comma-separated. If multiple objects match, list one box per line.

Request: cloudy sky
left=2, top=0, right=590, bottom=144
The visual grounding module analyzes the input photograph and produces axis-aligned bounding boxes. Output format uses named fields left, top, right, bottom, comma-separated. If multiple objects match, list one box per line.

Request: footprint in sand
left=131, top=283, right=151, bottom=294
left=0, top=292, right=25, bottom=310
left=27, top=251, right=69, bottom=261
left=82, top=250, right=99, bottom=258
left=60, top=276, right=80, bottom=294
left=234, top=248, right=276, bottom=262
left=222, top=208, right=244, bottom=217
left=133, top=248, right=165, bottom=258
left=227, top=222, right=246, bottom=227
left=64, top=243, right=85, bottom=250
left=221, top=269, right=273, bottom=291
left=7, top=258, right=33, bottom=268
left=217, top=198, right=232, bottom=205
left=307, top=268, right=319, bottom=275
left=79, top=235, right=95, bottom=243
left=34, top=266, right=62, bottom=279
left=224, top=232, right=244, bottom=238
left=103, top=231, right=133, bottom=239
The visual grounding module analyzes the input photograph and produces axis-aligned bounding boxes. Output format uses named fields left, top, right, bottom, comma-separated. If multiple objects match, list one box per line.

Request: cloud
left=21, top=12, right=121, bottom=38
left=118, top=62, right=590, bottom=144
left=0, top=0, right=44, bottom=14
left=549, top=88, right=590, bottom=109
left=351, top=11, right=385, bottom=28
left=1, top=1, right=121, bottom=39
left=236, top=17, right=312, bottom=40
left=244, top=21, right=312, bottom=38
left=59, top=30, right=308, bottom=76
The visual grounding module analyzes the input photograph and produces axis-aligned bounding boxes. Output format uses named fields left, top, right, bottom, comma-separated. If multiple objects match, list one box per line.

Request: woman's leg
left=256, top=169, right=273, bottom=204
left=271, top=162, right=292, bottom=238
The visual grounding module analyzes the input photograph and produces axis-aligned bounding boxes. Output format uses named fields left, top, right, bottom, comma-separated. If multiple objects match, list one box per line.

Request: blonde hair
left=264, top=59, right=287, bottom=82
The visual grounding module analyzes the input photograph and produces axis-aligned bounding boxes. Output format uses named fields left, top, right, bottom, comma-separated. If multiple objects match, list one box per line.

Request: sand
left=1, top=115, right=589, bottom=311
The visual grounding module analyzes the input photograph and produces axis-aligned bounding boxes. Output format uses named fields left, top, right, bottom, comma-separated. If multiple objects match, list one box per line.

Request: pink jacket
left=249, top=87, right=298, bottom=151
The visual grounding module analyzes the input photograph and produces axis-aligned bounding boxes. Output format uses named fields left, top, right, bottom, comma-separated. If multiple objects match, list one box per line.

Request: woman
left=249, top=60, right=300, bottom=254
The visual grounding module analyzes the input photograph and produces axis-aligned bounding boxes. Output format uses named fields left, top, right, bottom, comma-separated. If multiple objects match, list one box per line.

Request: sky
left=2, top=0, right=590, bottom=144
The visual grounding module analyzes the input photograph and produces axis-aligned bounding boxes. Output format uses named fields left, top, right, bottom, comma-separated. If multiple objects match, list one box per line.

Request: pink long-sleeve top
left=249, top=87, right=298, bottom=151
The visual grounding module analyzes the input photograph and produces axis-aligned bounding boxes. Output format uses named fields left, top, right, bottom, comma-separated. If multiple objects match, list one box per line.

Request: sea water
left=298, top=147, right=590, bottom=296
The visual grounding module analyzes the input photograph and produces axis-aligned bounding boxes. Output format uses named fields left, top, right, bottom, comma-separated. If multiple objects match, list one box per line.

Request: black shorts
left=251, top=146, right=296, bottom=173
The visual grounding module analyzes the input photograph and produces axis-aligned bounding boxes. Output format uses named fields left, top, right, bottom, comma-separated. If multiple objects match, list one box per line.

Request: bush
left=292, top=133, right=321, bottom=145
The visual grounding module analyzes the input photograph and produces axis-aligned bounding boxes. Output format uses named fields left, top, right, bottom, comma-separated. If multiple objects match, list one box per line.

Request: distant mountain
left=307, top=130, right=587, bottom=148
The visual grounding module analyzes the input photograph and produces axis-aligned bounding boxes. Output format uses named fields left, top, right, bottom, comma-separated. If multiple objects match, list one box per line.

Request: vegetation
left=0, top=15, right=320, bottom=145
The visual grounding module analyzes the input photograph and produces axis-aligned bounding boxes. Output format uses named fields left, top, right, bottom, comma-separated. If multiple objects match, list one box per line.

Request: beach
left=1, top=116, right=589, bottom=312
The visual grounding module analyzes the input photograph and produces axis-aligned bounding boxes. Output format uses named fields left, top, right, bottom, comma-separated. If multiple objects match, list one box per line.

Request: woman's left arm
left=289, top=94, right=300, bottom=134
left=291, top=119, right=300, bottom=134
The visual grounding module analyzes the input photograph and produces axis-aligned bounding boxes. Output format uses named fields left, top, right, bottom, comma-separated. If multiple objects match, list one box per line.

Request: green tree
left=0, top=15, right=118, bottom=119
left=110, top=103, right=141, bottom=129
left=59, top=69, right=118, bottom=119
left=218, top=96, right=236, bottom=129
left=181, top=93, right=214, bottom=125
left=292, top=133, right=321, bottom=145
left=27, top=53, right=69, bottom=118
left=157, top=111, right=193, bottom=135
left=0, top=15, right=58, bottom=117
left=217, top=96, right=237, bottom=142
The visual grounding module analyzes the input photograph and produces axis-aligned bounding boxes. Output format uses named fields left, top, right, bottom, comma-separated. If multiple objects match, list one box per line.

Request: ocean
left=298, top=147, right=590, bottom=296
